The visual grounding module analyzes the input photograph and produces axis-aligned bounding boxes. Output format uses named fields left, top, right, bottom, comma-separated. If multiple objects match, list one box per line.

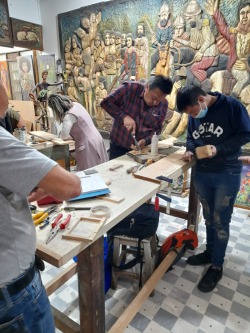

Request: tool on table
left=90, top=205, right=111, bottom=219
left=46, top=214, right=71, bottom=244
left=138, top=159, right=153, bottom=171
left=132, top=135, right=141, bottom=152
left=30, top=205, right=37, bottom=211
left=109, top=164, right=124, bottom=171
left=33, top=205, right=57, bottom=226
left=64, top=207, right=91, bottom=211
left=85, top=169, right=98, bottom=175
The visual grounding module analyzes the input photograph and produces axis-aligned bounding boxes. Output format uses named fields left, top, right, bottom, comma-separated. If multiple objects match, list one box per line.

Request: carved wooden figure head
left=115, top=32, right=121, bottom=45
left=184, top=0, right=202, bottom=26
left=81, top=17, right=90, bottom=30
left=78, top=67, right=86, bottom=77
left=126, top=33, right=133, bottom=48
left=104, top=31, right=110, bottom=46
left=109, top=31, right=115, bottom=45
left=94, top=33, right=102, bottom=47
left=99, top=76, right=106, bottom=90
left=65, top=38, right=71, bottom=53
left=121, top=34, right=127, bottom=47
left=90, top=13, right=96, bottom=23
left=158, top=3, right=170, bottom=27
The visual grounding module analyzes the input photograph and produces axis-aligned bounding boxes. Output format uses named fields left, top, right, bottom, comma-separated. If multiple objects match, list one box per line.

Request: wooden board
left=62, top=216, right=106, bottom=242
left=29, top=131, right=58, bottom=141
left=9, top=100, right=36, bottom=127
left=133, top=153, right=166, bottom=164
left=134, top=148, right=196, bottom=184
left=97, top=195, right=125, bottom=203
left=196, top=145, right=212, bottom=159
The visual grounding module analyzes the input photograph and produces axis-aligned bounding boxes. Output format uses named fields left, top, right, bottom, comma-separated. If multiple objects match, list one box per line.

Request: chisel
left=64, top=207, right=91, bottom=211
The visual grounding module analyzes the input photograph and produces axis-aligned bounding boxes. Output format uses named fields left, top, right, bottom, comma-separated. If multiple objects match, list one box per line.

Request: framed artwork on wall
left=17, top=55, right=36, bottom=101
left=235, top=164, right=250, bottom=209
left=11, top=18, right=43, bottom=50
left=0, top=0, right=13, bottom=48
left=0, top=61, right=11, bottom=98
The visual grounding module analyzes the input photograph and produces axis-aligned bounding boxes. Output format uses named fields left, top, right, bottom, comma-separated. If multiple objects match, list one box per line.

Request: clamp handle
left=52, top=213, right=63, bottom=228
left=60, top=214, right=71, bottom=229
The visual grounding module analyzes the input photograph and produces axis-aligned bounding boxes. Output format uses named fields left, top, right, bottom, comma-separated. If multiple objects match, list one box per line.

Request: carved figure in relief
left=89, top=12, right=102, bottom=49
left=67, top=76, right=79, bottom=102
left=134, top=23, right=149, bottom=80
left=93, top=33, right=106, bottom=85
left=104, top=30, right=118, bottom=90
left=173, top=0, right=219, bottom=90
left=77, top=67, right=93, bottom=116
left=71, top=35, right=83, bottom=72
left=94, top=76, right=107, bottom=129
left=114, top=31, right=124, bottom=85
left=155, top=43, right=170, bottom=77
left=64, top=37, right=75, bottom=77
left=205, top=0, right=250, bottom=97
left=121, top=33, right=138, bottom=82
left=75, top=18, right=91, bottom=77
left=151, top=3, right=173, bottom=73
left=121, top=33, right=127, bottom=58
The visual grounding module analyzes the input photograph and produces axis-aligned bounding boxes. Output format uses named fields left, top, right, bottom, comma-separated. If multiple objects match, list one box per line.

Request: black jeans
left=109, top=142, right=129, bottom=160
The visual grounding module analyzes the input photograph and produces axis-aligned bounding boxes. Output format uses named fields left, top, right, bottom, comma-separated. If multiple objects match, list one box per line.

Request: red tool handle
left=60, top=214, right=71, bottom=229
left=52, top=213, right=63, bottom=228
left=155, top=197, right=159, bottom=211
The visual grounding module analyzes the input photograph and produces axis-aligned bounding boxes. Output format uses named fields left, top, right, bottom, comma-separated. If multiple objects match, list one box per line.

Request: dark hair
left=148, top=75, right=173, bottom=95
left=95, top=33, right=102, bottom=41
left=239, top=2, right=250, bottom=18
left=71, top=34, right=82, bottom=51
left=247, top=55, right=250, bottom=68
left=99, top=76, right=107, bottom=89
left=176, top=85, right=206, bottom=112
left=19, top=57, right=31, bottom=73
left=136, top=23, right=146, bottom=36
left=78, top=67, right=85, bottom=76
left=48, top=94, right=73, bottom=123
left=115, top=31, right=121, bottom=37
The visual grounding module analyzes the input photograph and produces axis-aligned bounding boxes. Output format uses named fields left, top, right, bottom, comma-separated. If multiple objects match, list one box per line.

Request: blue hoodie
left=186, top=92, right=250, bottom=174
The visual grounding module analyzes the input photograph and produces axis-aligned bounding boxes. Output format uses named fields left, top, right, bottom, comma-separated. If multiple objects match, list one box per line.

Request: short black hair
left=19, top=56, right=31, bottom=73
left=176, top=85, right=206, bottom=112
left=148, top=75, right=173, bottom=95
left=239, top=2, right=250, bottom=18
left=78, top=67, right=85, bottom=76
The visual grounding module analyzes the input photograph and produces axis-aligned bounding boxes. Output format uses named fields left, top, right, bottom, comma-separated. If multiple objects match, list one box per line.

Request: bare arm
left=28, top=165, right=81, bottom=202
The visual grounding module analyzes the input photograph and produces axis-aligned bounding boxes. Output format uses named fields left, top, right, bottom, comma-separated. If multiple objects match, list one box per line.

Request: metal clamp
left=156, top=176, right=173, bottom=183
left=156, top=193, right=171, bottom=203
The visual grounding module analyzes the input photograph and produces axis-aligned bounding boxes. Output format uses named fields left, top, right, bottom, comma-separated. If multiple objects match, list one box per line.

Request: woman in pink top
left=48, top=94, right=108, bottom=171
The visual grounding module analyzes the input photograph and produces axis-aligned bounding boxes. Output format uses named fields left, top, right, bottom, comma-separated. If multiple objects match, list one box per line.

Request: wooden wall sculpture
left=58, top=0, right=250, bottom=138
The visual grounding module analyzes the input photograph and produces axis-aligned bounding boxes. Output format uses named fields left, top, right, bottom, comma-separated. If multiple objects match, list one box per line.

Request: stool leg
left=144, top=241, right=155, bottom=297
left=111, top=237, right=120, bottom=290
left=121, top=245, right=127, bottom=265
left=150, top=235, right=158, bottom=269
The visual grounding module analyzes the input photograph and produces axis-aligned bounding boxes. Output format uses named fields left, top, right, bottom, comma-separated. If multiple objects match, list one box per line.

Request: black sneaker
left=187, top=250, right=212, bottom=266
left=198, top=265, right=223, bottom=292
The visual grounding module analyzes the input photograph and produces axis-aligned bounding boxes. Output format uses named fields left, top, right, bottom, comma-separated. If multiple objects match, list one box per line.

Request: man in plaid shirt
left=100, top=75, right=173, bottom=159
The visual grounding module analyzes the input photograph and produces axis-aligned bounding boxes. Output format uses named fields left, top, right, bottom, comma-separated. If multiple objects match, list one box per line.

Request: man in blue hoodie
left=176, top=85, right=250, bottom=292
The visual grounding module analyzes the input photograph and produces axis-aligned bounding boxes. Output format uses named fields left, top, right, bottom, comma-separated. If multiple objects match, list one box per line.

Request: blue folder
left=69, top=189, right=111, bottom=201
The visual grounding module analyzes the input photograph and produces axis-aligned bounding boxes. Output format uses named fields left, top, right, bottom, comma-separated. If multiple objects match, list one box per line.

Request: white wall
left=0, top=0, right=41, bottom=54
left=40, top=0, right=110, bottom=58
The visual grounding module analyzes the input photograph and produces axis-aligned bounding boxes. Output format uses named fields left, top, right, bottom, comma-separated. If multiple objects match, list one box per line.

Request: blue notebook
left=69, top=173, right=110, bottom=201
left=69, top=189, right=110, bottom=201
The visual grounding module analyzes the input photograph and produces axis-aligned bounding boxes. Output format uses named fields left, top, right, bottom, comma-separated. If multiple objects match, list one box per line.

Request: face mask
left=196, top=101, right=208, bottom=118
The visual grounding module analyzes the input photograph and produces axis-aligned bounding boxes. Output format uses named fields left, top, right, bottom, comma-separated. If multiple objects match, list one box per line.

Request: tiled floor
left=41, top=196, right=250, bottom=333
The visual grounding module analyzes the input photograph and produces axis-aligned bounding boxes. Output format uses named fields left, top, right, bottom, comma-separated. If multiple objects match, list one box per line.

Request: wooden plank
left=9, top=100, right=36, bottom=127
left=108, top=247, right=182, bottom=333
left=78, top=236, right=105, bottom=333
left=187, top=166, right=200, bottom=232
left=52, top=306, right=80, bottom=333
left=36, top=244, right=63, bottom=268
left=45, top=262, right=77, bottom=296
left=29, top=130, right=58, bottom=141
left=158, top=205, right=188, bottom=220
left=134, top=148, right=196, bottom=184
left=97, top=195, right=125, bottom=203
left=196, top=145, right=212, bottom=159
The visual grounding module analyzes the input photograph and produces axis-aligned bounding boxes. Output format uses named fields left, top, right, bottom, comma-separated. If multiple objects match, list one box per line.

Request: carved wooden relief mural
left=58, top=0, right=250, bottom=138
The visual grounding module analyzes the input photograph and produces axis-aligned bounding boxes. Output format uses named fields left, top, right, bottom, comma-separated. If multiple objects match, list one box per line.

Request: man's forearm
left=216, top=133, right=250, bottom=155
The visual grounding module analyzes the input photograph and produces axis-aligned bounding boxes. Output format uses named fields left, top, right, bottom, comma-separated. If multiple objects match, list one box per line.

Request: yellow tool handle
left=146, top=159, right=153, bottom=166
left=32, top=212, right=44, bottom=220
left=34, top=213, right=48, bottom=226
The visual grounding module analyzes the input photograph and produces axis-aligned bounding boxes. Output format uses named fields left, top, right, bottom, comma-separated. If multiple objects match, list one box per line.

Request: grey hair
left=48, top=94, right=73, bottom=123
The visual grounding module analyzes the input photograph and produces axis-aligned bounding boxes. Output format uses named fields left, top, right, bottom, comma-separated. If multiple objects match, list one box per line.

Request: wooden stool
left=111, top=235, right=158, bottom=296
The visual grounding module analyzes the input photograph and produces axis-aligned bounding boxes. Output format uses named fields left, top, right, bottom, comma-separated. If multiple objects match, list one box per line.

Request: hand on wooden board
left=124, top=115, right=136, bottom=134
left=182, top=151, right=194, bottom=162
left=238, top=156, right=250, bottom=164
left=130, top=139, right=146, bottom=151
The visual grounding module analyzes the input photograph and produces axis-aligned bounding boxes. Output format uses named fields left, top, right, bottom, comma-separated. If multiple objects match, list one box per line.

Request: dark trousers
left=109, top=142, right=129, bottom=160
left=194, top=171, right=241, bottom=268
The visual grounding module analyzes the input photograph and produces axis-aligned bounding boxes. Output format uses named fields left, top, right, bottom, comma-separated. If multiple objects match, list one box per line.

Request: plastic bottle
left=151, top=132, right=158, bottom=156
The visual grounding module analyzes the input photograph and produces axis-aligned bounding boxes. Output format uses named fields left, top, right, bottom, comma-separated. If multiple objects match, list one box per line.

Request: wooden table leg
left=187, top=166, right=200, bottom=232
left=77, top=236, right=105, bottom=333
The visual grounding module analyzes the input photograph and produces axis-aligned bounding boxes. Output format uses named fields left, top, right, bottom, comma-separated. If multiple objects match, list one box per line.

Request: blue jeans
left=194, top=171, right=241, bottom=268
left=0, top=265, right=55, bottom=332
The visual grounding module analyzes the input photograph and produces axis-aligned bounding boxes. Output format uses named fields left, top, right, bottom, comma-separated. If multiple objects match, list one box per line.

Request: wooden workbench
left=35, top=151, right=198, bottom=333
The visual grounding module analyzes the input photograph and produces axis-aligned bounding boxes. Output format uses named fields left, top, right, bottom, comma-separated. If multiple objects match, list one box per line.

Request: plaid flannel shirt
left=100, top=82, right=169, bottom=149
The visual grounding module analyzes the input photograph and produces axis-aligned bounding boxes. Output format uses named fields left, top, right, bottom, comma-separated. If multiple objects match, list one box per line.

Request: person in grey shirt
left=0, top=82, right=81, bottom=332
